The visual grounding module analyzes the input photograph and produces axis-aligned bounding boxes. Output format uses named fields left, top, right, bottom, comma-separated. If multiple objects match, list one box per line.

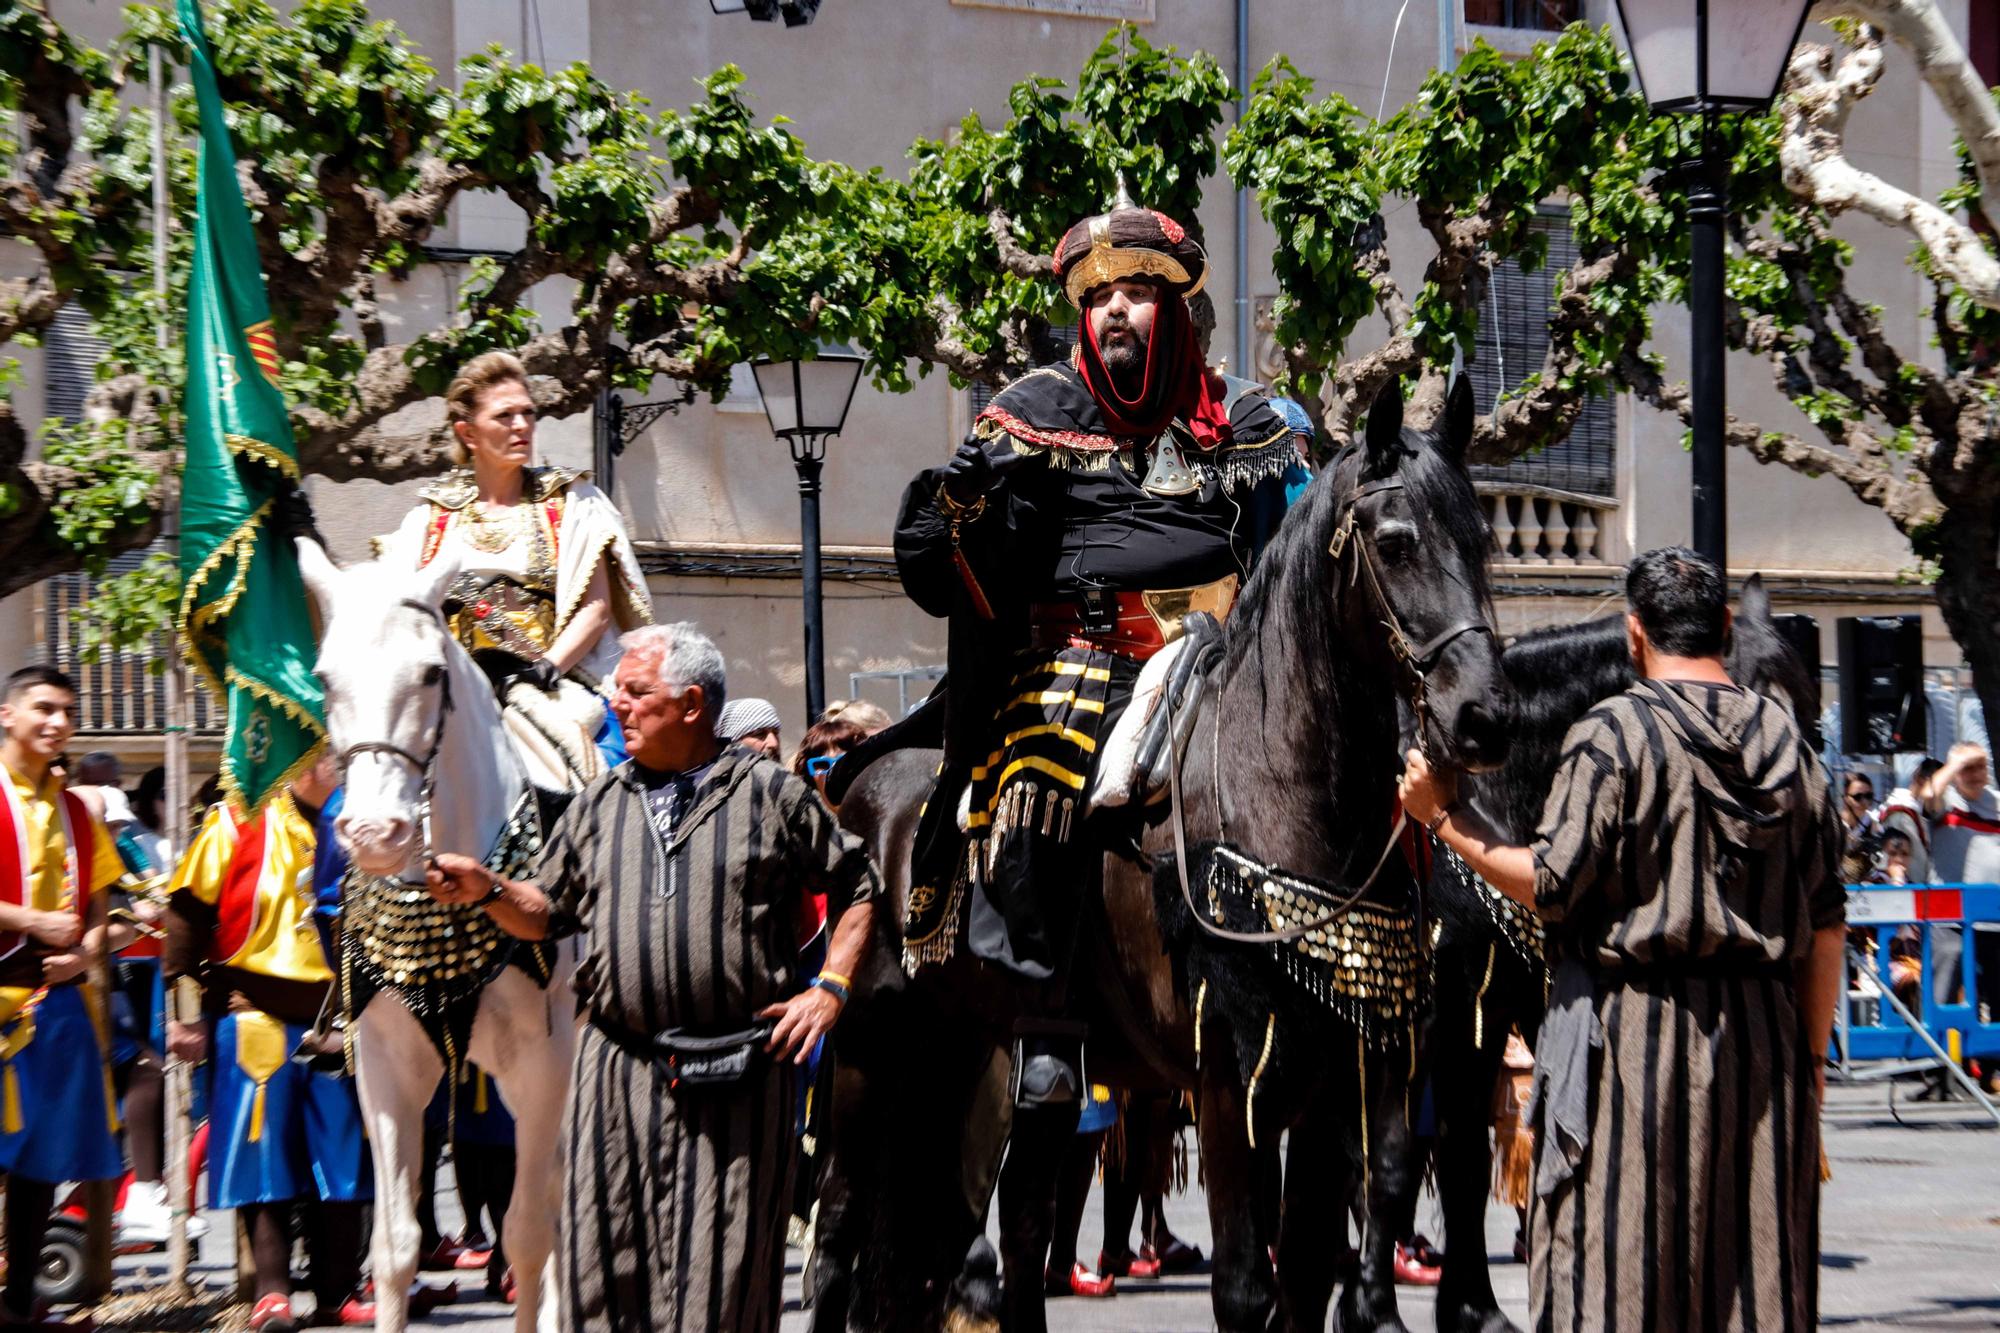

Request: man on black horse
left=890, top=184, right=1296, bottom=1106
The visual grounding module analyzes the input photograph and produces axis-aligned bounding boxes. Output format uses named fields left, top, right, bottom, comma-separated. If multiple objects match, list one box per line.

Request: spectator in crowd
left=1876, top=757, right=1943, bottom=885
left=1929, top=742, right=2000, bottom=1023
left=792, top=715, right=871, bottom=813
left=1839, top=772, right=1882, bottom=884
left=717, top=696, right=783, bottom=761
left=820, top=697, right=893, bottom=736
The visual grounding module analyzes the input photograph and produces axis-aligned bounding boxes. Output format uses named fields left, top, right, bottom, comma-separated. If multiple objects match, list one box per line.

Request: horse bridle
left=1328, top=472, right=1494, bottom=753
left=334, top=598, right=455, bottom=885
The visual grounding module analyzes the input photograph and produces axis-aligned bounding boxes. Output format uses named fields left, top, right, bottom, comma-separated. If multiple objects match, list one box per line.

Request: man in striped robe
left=1400, top=547, right=1846, bottom=1333
left=428, top=622, right=882, bottom=1333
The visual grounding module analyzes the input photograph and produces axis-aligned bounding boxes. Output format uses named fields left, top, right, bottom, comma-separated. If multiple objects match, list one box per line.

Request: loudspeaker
left=1837, top=615, right=1926, bottom=756
left=1770, top=613, right=1823, bottom=749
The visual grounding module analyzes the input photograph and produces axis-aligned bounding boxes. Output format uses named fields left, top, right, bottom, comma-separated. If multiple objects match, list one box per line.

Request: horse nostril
left=1455, top=700, right=1513, bottom=758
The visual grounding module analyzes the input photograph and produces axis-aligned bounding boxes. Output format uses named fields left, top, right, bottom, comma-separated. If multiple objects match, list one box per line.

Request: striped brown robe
left=535, top=747, right=882, bottom=1333
left=1526, top=679, right=1843, bottom=1333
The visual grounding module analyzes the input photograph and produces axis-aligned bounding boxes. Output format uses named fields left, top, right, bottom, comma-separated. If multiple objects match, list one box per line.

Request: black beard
left=1101, top=330, right=1148, bottom=395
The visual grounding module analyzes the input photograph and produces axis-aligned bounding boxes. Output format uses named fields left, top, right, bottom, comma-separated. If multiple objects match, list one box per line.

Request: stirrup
left=1010, top=1019, right=1088, bottom=1110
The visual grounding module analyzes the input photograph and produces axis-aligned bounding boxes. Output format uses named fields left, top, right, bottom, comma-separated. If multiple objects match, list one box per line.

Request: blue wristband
left=808, top=975, right=851, bottom=1005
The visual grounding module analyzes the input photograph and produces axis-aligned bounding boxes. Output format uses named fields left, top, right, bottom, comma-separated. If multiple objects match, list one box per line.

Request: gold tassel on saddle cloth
left=233, top=1011, right=289, bottom=1143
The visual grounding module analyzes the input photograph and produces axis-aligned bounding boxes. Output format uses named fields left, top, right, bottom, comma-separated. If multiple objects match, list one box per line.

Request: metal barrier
left=1836, top=882, right=2000, bottom=1126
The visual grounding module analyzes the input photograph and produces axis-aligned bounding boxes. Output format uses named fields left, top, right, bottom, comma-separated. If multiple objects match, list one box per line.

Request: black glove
left=940, top=431, right=1027, bottom=505
left=510, top=657, right=563, bottom=694
left=272, top=483, right=325, bottom=549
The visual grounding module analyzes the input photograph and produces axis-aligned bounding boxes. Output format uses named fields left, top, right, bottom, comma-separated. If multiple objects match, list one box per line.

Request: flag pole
left=153, top=40, right=196, bottom=1293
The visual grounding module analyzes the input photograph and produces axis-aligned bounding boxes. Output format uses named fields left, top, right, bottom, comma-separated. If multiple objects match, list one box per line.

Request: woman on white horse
left=381, top=351, right=651, bottom=788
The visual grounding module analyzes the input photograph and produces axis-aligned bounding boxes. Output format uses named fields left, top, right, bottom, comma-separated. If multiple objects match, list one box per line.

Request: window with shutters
left=36, top=306, right=222, bottom=736
left=1462, top=0, right=1578, bottom=30
left=1465, top=210, right=1617, bottom=499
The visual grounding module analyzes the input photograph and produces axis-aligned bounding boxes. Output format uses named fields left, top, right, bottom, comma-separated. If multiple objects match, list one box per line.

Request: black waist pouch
left=593, top=1017, right=775, bottom=1089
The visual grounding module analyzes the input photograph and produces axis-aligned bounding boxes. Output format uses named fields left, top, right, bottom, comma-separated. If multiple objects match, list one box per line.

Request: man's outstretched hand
left=426, top=853, right=494, bottom=906
left=758, top=986, right=843, bottom=1066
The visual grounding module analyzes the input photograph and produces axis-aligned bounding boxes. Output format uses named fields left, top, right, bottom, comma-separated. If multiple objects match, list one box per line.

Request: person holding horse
left=0, top=665, right=124, bottom=1330
left=1399, top=546, right=1847, bottom=1333
left=164, top=751, right=377, bottom=1332
left=890, top=182, right=1295, bottom=1103
left=380, top=350, right=652, bottom=789
left=425, top=621, right=882, bottom=1333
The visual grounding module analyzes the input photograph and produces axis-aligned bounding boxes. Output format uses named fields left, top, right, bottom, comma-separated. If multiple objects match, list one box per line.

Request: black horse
left=1152, top=371, right=1512, bottom=1333
left=1422, top=575, right=1821, bottom=1333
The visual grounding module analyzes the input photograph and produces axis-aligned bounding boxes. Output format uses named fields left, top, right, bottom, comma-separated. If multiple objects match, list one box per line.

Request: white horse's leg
left=470, top=950, right=578, bottom=1333
left=353, top=996, right=445, bottom=1333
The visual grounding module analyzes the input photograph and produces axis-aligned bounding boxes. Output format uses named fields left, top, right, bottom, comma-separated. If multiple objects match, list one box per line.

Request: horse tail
left=943, top=1238, right=1002, bottom=1333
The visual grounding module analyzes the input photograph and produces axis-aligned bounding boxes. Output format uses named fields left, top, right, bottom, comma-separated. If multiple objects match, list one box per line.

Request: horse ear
left=1737, top=571, right=1770, bottom=625
left=1364, top=375, right=1404, bottom=472
left=411, top=549, right=462, bottom=610
left=296, top=537, right=340, bottom=616
left=1442, top=371, right=1474, bottom=465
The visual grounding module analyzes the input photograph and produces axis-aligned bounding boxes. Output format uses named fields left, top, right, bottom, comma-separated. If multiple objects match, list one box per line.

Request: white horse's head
left=298, top=538, right=464, bottom=877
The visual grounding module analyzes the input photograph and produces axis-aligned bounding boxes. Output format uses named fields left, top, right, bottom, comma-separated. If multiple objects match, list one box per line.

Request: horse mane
left=1226, top=431, right=1495, bottom=679
left=1488, top=617, right=1630, bottom=838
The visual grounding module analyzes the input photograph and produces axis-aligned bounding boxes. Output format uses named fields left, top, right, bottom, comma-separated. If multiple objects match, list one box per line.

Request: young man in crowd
left=0, top=666, right=124, bottom=1328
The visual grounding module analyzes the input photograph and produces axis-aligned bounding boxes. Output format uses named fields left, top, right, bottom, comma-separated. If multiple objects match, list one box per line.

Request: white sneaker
left=117, top=1180, right=209, bottom=1244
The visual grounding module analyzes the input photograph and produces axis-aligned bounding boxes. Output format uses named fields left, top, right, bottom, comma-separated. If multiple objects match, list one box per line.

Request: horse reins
left=1166, top=465, right=1491, bottom=948
left=334, top=597, right=456, bottom=887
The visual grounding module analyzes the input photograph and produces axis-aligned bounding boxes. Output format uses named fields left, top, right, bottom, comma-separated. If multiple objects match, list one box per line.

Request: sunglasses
left=805, top=755, right=838, bottom=779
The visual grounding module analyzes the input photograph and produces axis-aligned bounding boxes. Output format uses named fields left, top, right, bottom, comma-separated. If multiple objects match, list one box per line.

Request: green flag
left=176, top=0, right=325, bottom=810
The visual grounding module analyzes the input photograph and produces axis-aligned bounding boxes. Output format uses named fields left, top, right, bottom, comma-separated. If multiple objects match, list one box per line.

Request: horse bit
left=334, top=598, right=456, bottom=889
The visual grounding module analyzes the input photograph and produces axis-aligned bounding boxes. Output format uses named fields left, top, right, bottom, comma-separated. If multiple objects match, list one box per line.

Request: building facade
left=3, top=0, right=1980, bottom=766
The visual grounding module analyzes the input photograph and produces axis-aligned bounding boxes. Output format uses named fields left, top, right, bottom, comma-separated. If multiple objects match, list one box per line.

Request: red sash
left=1939, top=807, right=2000, bottom=838
left=0, top=771, right=95, bottom=964
left=209, top=808, right=271, bottom=965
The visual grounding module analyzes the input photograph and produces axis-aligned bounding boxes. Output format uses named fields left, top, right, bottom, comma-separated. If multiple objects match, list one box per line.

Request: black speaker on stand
left=1837, top=615, right=1926, bottom=756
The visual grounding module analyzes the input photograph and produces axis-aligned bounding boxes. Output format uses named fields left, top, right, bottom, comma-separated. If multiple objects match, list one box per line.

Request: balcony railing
left=1479, top=483, right=1617, bottom=566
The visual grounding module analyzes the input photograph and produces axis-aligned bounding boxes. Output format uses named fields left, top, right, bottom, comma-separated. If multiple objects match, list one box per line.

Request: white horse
left=298, top=539, right=573, bottom=1333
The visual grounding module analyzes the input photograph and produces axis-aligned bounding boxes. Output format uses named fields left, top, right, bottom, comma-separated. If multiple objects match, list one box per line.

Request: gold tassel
left=1193, top=980, right=1208, bottom=1066
left=234, top=1013, right=288, bottom=1144
left=474, top=1068, right=489, bottom=1115
left=1357, top=1031, right=1370, bottom=1200
left=1819, top=1143, right=1832, bottom=1183
left=1245, top=1013, right=1276, bottom=1150
left=2, top=1066, right=21, bottom=1134
left=1473, top=942, right=1496, bottom=1052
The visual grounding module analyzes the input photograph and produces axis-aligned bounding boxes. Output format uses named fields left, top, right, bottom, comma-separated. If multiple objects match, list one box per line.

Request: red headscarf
left=1076, top=289, right=1234, bottom=451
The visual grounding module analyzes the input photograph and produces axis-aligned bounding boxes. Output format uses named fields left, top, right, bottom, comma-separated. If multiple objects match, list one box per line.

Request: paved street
left=104, top=1081, right=1999, bottom=1331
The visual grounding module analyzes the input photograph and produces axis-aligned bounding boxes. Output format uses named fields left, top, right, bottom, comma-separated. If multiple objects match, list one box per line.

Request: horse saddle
left=1087, top=611, right=1225, bottom=812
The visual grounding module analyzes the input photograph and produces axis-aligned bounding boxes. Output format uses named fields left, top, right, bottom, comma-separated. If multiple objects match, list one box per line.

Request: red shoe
left=1392, top=1242, right=1442, bottom=1286
left=1405, top=1233, right=1446, bottom=1268
left=416, top=1239, right=463, bottom=1271
left=453, top=1247, right=493, bottom=1271
left=1099, top=1249, right=1161, bottom=1279
left=501, top=1268, right=517, bottom=1305
left=248, top=1294, right=298, bottom=1332
left=409, top=1281, right=458, bottom=1318
left=1066, top=1264, right=1115, bottom=1298
left=308, top=1297, right=374, bottom=1327
left=1145, top=1237, right=1205, bottom=1274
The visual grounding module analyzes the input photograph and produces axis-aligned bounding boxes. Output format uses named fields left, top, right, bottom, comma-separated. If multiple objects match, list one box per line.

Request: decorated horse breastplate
left=1194, top=842, right=1428, bottom=1044
left=340, top=792, right=548, bottom=1066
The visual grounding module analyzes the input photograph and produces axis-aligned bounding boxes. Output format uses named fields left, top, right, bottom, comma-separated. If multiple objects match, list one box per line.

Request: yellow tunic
left=1, top=763, right=119, bottom=1025
left=171, top=797, right=330, bottom=985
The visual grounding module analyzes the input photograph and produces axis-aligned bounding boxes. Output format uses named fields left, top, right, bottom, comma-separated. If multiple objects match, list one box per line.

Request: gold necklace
left=462, top=501, right=522, bottom=554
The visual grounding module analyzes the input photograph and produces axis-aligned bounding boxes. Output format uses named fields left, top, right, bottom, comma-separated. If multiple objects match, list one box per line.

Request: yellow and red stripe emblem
left=243, top=320, right=282, bottom=388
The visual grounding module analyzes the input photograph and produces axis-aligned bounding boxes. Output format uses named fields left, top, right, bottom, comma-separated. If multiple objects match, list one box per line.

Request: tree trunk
left=1927, top=497, right=2000, bottom=743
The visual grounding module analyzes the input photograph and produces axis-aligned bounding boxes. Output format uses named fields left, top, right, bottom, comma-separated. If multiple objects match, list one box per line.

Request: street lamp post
left=751, top=349, right=864, bottom=722
left=1614, top=0, right=1814, bottom=574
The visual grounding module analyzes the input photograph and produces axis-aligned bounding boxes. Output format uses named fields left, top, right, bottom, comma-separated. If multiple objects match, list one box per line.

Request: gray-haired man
left=428, top=622, right=882, bottom=1333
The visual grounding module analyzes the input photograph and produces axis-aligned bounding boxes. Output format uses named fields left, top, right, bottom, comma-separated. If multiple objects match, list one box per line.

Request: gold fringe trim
left=1473, top=942, right=1496, bottom=1052
left=1245, top=1012, right=1276, bottom=1151
left=224, top=433, right=302, bottom=481
left=1193, top=979, right=1207, bottom=1067
left=1492, top=1111, right=1534, bottom=1209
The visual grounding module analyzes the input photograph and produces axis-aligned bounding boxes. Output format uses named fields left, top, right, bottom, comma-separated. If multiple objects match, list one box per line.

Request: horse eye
left=422, top=665, right=445, bottom=686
